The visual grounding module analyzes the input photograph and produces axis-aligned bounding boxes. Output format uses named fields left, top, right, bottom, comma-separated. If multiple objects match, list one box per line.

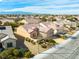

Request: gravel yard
left=15, top=33, right=48, bottom=55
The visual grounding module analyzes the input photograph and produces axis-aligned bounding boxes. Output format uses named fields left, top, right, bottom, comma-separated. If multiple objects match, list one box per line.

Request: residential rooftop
left=23, top=23, right=38, bottom=33
left=0, top=26, right=16, bottom=39
left=0, top=33, right=7, bottom=41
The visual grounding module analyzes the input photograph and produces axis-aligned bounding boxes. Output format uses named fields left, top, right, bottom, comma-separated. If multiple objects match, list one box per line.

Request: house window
left=7, top=42, right=13, bottom=48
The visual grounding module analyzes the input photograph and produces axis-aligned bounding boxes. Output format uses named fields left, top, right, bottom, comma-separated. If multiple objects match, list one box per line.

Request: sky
left=0, top=0, right=79, bottom=14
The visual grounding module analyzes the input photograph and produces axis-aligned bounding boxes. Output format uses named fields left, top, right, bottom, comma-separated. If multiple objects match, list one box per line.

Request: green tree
left=41, top=44, right=47, bottom=48
left=41, top=16, right=47, bottom=22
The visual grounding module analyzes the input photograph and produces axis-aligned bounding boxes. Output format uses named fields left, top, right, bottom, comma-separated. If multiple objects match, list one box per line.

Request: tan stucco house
left=16, top=20, right=70, bottom=40
left=16, top=22, right=54, bottom=40
left=38, top=22, right=54, bottom=38
left=16, top=23, right=39, bottom=41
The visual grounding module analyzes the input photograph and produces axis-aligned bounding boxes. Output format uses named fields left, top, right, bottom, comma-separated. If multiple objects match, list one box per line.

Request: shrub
left=24, top=51, right=32, bottom=58
left=0, top=48, right=27, bottom=59
left=52, top=19, right=56, bottom=21
left=0, top=21, right=2, bottom=25
left=3, top=22, right=19, bottom=27
left=28, top=39, right=31, bottom=42
left=37, top=40, right=43, bottom=44
left=61, top=35, right=66, bottom=39
left=41, top=44, right=47, bottom=48
left=0, top=48, right=14, bottom=59
left=19, top=48, right=26, bottom=57
left=31, top=41, right=36, bottom=45
left=30, top=40, right=36, bottom=45
left=26, top=37, right=31, bottom=42
left=7, top=55, right=16, bottom=59
left=48, top=39, right=57, bottom=45
left=0, top=50, right=9, bottom=58
left=20, top=23, right=24, bottom=25
left=30, top=40, right=33, bottom=42
left=13, top=49, right=19, bottom=57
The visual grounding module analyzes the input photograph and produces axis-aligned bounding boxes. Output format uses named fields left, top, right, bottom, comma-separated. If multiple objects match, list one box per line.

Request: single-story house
left=63, top=19, right=77, bottom=28
left=16, top=23, right=39, bottom=40
left=38, top=22, right=54, bottom=38
left=16, top=22, right=54, bottom=39
left=26, top=18, right=41, bottom=24
left=0, top=26, right=16, bottom=49
left=53, top=20, right=70, bottom=35
left=16, top=21, right=69, bottom=40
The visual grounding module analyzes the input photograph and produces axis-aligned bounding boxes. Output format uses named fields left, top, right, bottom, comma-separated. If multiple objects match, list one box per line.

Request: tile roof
left=0, top=26, right=16, bottom=39
left=23, top=22, right=56, bottom=33
left=23, top=23, right=38, bottom=33
left=0, top=33, right=7, bottom=42
left=1, top=38, right=16, bottom=42
left=38, top=22, right=54, bottom=33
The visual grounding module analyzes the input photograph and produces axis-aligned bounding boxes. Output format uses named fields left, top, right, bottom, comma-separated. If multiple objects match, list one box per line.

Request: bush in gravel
left=24, top=51, right=32, bottom=58
left=30, top=40, right=35, bottom=45
left=41, top=44, right=47, bottom=48
left=31, top=41, right=36, bottom=45
left=48, top=39, right=57, bottom=45
left=37, top=40, right=43, bottom=44
left=0, top=21, right=2, bottom=25
left=26, top=37, right=31, bottom=42
left=19, top=23, right=24, bottom=25
left=30, top=40, right=33, bottom=42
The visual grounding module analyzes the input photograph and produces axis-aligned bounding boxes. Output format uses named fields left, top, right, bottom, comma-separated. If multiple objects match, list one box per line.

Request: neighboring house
left=16, top=23, right=39, bottom=40
left=71, top=22, right=77, bottom=27
left=24, top=23, right=39, bottom=39
left=63, top=19, right=77, bottom=28
left=16, top=21, right=70, bottom=40
left=25, top=17, right=41, bottom=24
left=53, top=21, right=64, bottom=34
left=16, top=22, right=54, bottom=39
left=0, top=26, right=16, bottom=49
left=53, top=20, right=69, bottom=35
left=38, top=22, right=54, bottom=38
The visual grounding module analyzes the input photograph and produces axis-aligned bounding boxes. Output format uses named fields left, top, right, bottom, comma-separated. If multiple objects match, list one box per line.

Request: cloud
left=0, top=0, right=79, bottom=14
left=2, top=3, right=79, bottom=14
